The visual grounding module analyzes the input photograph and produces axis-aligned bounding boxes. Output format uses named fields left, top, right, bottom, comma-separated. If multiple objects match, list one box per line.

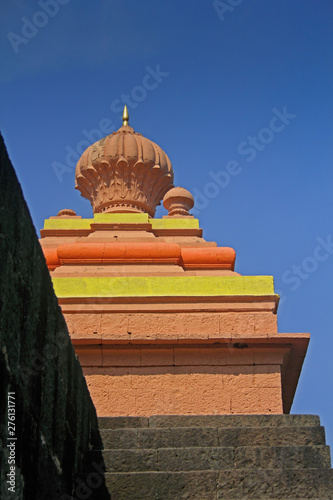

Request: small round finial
left=57, top=209, right=76, bottom=216
left=163, top=187, right=194, bottom=217
left=122, top=105, right=129, bottom=126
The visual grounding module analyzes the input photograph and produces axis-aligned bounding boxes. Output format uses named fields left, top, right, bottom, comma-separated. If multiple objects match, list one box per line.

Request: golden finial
left=122, top=105, right=129, bottom=126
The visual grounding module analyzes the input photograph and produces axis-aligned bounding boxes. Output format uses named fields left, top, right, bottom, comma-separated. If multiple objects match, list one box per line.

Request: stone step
left=98, top=414, right=320, bottom=430
left=105, top=469, right=333, bottom=499
left=99, top=426, right=326, bottom=450
left=98, top=416, right=149, bottom=430
left=92, top=445, right=331, bottom=473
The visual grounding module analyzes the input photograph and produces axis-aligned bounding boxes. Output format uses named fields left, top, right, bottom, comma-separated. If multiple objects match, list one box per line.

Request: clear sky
left=1, top=1, right=333, bottom=446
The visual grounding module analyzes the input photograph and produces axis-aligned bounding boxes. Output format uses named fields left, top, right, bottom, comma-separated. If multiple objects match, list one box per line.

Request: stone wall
left=0, top=134, right=109, bottom=499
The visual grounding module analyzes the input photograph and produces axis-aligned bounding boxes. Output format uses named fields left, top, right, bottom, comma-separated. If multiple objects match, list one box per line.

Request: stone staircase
left=93, top=415, right=333, bottom=499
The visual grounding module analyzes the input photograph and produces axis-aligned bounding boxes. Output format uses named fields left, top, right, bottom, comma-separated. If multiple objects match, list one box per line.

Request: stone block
left=253, top=364, right=281, bottom=388
left=173, top=346, right=228, bottom=366
left=227, top=347, right=255, bottom=365
left=222, top=365, right=255, bottom=389
left=217, top=426, right=326, bottom=448
left=234, top=445, right=331, bottom=470
left=102, top=449, right=158, bottom=472
left=106, top=471, right=220, bottom=500
left=183, top=314, right=220, bottom=335
left=128, top=313, right=182, bottom=336
left=136, top=428, right=220, bottom=449
left=216, top=469, right=333, bottom=499
left=146, top=414, right=321, bottom=428
left=219, top=313, right=255, bottom=334
left=254, top=312, right=278, bottom=333
left=102, top=347, right=141, bottom=367
left=100, top=429, right=138, bottom=450
left=100, top=313, right=129, bottom=335
left=73, top=313, right=102, bottom=335
left=254, top=347, right=288, bottom=365
left=77, top=346, right=103, bottom=367
left=140, top=346, right=174, bottom=366
left=98, top=417, right=148, bottom=430
left=63, top=313, right=75, bottom=334
left=157, top=446, right=235, bottom=471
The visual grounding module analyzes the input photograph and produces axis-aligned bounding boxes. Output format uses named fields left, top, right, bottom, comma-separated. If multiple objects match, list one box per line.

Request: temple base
left=73, top=332, right=309, bottom=416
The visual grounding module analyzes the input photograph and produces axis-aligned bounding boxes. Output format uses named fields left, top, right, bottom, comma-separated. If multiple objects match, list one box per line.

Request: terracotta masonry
left=40, top=107, right=309, bottom=417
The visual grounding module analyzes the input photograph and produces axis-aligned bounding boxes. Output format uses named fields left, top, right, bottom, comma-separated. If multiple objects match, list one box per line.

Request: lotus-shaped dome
left=75, top=108, right=174, bottom=217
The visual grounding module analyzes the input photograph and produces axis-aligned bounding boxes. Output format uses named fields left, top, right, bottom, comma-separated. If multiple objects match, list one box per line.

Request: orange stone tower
left=40, top=107, right=309, bottom=417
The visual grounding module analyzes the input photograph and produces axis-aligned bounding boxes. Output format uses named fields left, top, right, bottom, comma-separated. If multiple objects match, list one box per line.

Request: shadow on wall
left=0, top=134, right=110, bottom=500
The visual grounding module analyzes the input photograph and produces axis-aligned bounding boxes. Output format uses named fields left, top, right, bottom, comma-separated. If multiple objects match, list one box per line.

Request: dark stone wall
left=0, top=134, right=109, bottom=500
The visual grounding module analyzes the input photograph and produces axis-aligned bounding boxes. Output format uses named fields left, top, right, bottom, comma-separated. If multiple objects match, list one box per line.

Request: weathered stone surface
left=105, top=469, right=333, bottom=499
left=0, top=135, right=110, bottom=499
left=101, top=428, right=139, bottom=450
left=101, top=449, right=159, bottom=472
left=103, top=447, right=234, bottom=472
left=94, top=445, right=331, bottom=472
left=157, top=446, right=235, bottom=472
left=234, top=445, right=331, bottom=470
left=98, top=416, right=149, bottom=429
left=100, top=427, right=221, bottom=450
left=216, top=469, right=333, bottom=498
left=98, top=415, right=333, bottom=499
left=100, top=425, right=326, bottom=451
left=217, top=426, right=326, bottom=447
left=139, top=427, right=221, bottom=450
left=148, top=414, right=321, bottom=428
left=105, top=471, right=219, bottom=500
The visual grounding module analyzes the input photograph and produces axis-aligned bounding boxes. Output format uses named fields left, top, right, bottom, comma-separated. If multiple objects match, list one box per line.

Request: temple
left=39, top=106, right=309, bottom=418
left=2, top=110, right=332, bottom=498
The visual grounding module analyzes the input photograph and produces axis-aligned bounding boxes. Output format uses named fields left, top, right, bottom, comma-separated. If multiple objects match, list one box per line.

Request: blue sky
left=1, top=1, right=333, bottom=445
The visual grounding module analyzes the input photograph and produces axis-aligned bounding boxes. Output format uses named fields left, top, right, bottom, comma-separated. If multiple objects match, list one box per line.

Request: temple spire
left=122, top=105, right=129, bottom=126
left=75, top=107, right=174, bottom=216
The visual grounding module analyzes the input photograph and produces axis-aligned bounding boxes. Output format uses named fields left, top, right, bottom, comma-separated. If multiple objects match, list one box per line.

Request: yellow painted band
left=93, top=213, right=149, bottom=223
left=43, top=218, right=93, bottom=229
left=44, top=214, right=200, bottom=230
left=43, top=213, right=149, bottom=229
left=52, top=276, right=275, bottom=298
left=150, top=218, right=199, bottom=229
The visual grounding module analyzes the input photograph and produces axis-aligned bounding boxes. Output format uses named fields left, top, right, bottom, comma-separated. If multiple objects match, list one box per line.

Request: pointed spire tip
left=122, top=105, right=129, bottom=126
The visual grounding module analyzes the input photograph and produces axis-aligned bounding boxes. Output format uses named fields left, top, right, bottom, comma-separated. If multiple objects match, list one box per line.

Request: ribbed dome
left=75, top=118, right=174, bottom=217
